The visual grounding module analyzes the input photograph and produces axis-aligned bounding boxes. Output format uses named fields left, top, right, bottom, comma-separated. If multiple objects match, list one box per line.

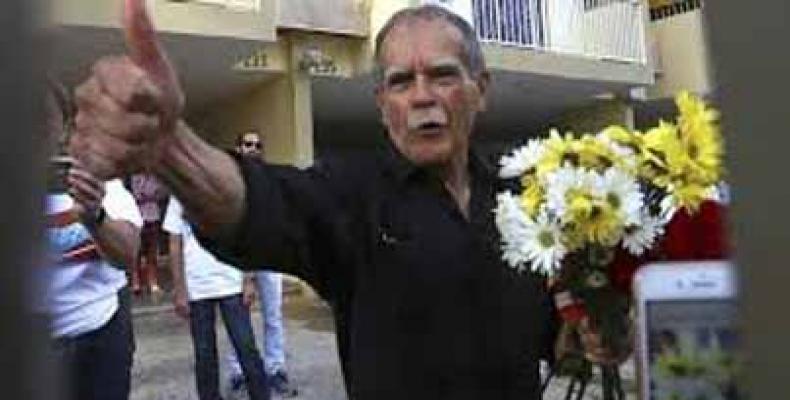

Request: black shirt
left=199, top=146, right=556, bottom=400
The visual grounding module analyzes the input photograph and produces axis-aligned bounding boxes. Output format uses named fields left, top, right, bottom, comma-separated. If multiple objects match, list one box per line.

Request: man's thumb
left=124, top=0, right=163, bottom=76
left=123, top=0, right=183, bottom=116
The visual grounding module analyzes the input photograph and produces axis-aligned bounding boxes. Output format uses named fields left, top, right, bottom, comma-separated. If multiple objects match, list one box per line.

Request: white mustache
left=407, top=110, right=448, bottom=130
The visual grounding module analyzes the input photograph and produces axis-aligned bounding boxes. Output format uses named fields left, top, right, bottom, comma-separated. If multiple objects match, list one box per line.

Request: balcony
left=51, top=0, right=281, bottom=113
left=472, top=0, right=648, bottom=64
left=277, top=0, right=368, bottom=36
left=53, top=0, right=277, bottom=42
left=189, top=0, right=261, bottom=12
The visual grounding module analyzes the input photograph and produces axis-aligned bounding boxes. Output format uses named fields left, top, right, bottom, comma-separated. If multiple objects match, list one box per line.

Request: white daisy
left=494, top=193, right=567, bottom=274
left=498, top=139, right=546, bottom=179
left=621, top=211, right=665, bottom=256
left=522, top=211, right=568, bottom=275
left=600, top=167, right=643, bottom=225
left=544, top=165, right=601, bottom=222
left=494, top=191, right=533, bottom=268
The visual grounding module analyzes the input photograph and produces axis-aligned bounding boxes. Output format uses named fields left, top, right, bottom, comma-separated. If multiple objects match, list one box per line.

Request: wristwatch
left=83, top=206, right=107, bottom=230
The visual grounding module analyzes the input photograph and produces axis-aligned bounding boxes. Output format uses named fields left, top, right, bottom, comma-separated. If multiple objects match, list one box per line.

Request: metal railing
left=472, top=0, right=648, bottom=64
left=473, top=0, right=546, bottom=47
left=649, top=0, right=702, bottom=21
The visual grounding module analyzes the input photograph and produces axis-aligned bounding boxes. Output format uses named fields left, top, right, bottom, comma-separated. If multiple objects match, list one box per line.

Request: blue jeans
left=227, top=271, right=286, bottom=377
left=189, top=294, right=270, bottom=400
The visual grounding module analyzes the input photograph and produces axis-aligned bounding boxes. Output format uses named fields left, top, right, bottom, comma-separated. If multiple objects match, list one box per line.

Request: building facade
left=51, top=0, right=661, bottom=167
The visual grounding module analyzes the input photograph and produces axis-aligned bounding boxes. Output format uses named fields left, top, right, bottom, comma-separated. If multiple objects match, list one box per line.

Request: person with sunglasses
left=225, top=131, right=298, bottom=397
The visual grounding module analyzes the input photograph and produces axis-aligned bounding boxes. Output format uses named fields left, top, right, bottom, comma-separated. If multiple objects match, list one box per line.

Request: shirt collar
left=382, top=142, right=497, bottom=184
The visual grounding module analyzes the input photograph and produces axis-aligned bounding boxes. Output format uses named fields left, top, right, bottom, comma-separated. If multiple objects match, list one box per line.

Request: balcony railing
left=472, top=0, right=648, bottom=64
left=649, top=0, right=702, bottom=21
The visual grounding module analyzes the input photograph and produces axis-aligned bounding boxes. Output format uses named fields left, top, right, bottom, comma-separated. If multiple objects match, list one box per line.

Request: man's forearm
left=90, top=220, right=140, bottom=269
left=155, top=121, right=247, bottom=240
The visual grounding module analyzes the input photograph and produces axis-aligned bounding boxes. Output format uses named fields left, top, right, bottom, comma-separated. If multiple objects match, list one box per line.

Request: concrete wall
left=52, top=0, right=277, bottom=42
left=368, top=0, right=412, bottom=47
left=278, top=0, right=369, bottom=36
left=193, top=76, right=314, bottom=166
left=290, top=32, right=370, bottom=78
left=193, top=37, right=315, bottom=167
left=647, top=9, right=712, bottom=98
left=483, top=45, right=654, bottom=86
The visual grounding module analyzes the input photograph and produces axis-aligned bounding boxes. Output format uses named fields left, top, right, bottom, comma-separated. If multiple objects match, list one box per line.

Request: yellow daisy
left=571, top=135, right=620, bottom=173
left=536, top=130, right=575, bottom=178
left=676, top=91, right=724, bottom=185
left=640, top=121, right=687, bottom=187
left=519, top=174, right=544, bottom=218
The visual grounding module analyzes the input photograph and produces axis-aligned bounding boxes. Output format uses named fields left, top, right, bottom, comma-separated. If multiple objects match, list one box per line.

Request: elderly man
left=70, top=2, right=555, bottom=399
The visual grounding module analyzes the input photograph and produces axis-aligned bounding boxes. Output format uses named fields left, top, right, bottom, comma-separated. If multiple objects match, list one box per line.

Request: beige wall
left=193, top=37, right=315, bottom=167
left=289, top=32, right=369, bottom=78
left=367, top=0, right=412, bottom=55
left=278, top=0, right=369, bottom=36
left=483, top=45, right=654, bottom=86
left=647, top=9, right=712, bottom=98
left=53, top=0, right=277, bottom=42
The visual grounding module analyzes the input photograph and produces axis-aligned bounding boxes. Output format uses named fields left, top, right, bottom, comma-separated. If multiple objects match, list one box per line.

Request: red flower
left=661, top=200, right=729, bottom=260
left=607, top=200, right=729, bottom=295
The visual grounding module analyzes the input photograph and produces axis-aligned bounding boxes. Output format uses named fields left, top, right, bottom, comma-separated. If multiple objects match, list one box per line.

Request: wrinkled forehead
left=378, top=18, right=466, bottom=71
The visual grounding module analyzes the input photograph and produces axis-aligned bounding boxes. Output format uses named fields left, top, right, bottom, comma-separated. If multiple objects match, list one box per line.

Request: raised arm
left=67, top=0, right=351, bottom=296
left=69, top=0, right=245, bottom=241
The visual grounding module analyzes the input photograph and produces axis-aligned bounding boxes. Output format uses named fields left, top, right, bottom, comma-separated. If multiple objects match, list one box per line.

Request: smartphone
left=634, top=261, right=743, bottom=400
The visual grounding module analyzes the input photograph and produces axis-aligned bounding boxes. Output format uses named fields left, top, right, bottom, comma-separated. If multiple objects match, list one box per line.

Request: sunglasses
left=242, top=141, right=261, bottom=149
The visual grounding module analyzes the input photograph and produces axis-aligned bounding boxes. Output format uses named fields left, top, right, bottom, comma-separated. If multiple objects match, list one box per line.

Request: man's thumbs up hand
left=124, top=0, right=183, bottom=124
left=70, top=0, right=184, bottom=179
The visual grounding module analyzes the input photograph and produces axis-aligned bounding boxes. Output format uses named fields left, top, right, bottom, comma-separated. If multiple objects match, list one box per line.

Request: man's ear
left=375, top=85, right=390, bottom=126
left=474, top=71, right=491, bottom=112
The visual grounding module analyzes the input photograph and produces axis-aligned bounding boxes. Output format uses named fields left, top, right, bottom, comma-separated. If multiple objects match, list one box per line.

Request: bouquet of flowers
left=494, top=91, right=726, bottom=364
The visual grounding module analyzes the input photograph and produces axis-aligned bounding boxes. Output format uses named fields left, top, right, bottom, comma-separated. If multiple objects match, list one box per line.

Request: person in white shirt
left=41, top=81, right=142, bottom=400
left=163, top=196, right=270, bottom=400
